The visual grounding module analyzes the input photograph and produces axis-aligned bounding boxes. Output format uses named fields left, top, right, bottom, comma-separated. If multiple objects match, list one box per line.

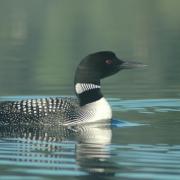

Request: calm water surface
left=0, top=97, right=179, bottom=180
left=0, top=0, right=180, bottom=180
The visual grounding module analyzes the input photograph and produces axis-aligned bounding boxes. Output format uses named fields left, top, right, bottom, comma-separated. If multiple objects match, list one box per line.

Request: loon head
left=74, top=51, right=145, bottom=106
left=75, top=51, right=144, bottom=84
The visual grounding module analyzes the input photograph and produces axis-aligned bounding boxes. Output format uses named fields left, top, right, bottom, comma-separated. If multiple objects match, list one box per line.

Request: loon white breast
left=0, top=51, right=143, bottom=126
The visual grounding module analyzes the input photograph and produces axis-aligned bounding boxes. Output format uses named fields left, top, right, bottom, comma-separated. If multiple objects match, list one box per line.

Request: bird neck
left=74, top=82, right=103, bottom=106
left=74, top=66, right=103, bottom=106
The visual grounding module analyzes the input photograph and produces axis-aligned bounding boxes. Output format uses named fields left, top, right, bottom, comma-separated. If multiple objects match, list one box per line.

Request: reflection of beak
left=121, top=60, right=147, bottom=69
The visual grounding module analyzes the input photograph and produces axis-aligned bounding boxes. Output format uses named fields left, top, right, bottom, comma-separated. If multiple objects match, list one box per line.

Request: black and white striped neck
left=75, top=83, right=103, bottom=106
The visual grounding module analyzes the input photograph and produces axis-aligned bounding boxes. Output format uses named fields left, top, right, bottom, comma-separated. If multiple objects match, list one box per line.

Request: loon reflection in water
left=0, top=51, right=144, bottom=126
left=0, top=123, right=118, bottom=177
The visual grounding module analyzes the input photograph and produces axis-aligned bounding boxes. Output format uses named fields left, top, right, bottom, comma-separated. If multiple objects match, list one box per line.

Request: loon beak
left=120, top=60, right=147, bottom=69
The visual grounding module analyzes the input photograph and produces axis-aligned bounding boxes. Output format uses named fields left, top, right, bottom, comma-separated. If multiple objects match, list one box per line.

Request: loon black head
left=75, top=51, right=143, bottom=84
left=75, top=51, right=121, bottom=84
left=74, top=51, right=144, bottom=106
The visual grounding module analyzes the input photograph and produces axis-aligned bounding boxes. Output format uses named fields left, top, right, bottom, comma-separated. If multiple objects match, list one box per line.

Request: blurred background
left=0, top=0, right=179, bottom=99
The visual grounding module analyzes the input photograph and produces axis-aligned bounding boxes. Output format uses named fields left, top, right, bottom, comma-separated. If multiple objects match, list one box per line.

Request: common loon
left=0, top=51, right=143, bottom=126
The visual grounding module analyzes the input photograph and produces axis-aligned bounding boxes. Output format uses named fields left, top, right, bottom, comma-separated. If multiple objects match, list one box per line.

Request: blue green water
left=0, top=98, right=180, bottom=179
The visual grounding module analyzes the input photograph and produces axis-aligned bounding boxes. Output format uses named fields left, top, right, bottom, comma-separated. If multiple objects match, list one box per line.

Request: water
left=0, top=98, right=179, bottom=179
left=0, top=0, right=180, bottom=179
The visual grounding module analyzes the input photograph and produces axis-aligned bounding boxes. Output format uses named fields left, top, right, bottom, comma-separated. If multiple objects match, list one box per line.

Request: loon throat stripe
left=75, top=83, right=101, bottom=94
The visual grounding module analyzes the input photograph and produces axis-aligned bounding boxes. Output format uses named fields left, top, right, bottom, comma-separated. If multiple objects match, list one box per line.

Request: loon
left=0, top=51, right=143, bottom=126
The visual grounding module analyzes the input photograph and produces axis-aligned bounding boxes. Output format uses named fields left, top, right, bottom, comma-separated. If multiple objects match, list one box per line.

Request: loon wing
left=0, top=97, right=80, bottom=126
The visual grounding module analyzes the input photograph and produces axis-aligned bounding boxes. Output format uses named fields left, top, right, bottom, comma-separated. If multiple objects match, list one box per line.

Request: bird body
left=0, top=51, right=143, bottom=126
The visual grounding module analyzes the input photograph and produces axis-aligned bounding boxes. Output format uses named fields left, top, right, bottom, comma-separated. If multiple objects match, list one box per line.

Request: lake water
left=0, top=0, right=180, bottom=180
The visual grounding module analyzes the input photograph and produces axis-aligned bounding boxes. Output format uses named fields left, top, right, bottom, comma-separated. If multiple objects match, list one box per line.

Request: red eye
left=105, top=59, right=113, bottom=65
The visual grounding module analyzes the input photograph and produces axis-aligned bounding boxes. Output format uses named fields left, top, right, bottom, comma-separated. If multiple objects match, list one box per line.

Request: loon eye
left=105, top=59, right=113, bottom=65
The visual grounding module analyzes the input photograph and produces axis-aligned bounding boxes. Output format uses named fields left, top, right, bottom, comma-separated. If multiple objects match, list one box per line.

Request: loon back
left=0, top=97, right=79, bottom=126
left=0, top=51, right=143, bottom=126
left=0, top=96, right=111, bottom=126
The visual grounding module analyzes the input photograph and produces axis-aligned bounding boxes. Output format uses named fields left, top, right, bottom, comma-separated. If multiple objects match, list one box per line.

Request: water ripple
left=0, top=139, right=180, bottom=179
left=110, top=98, right=180, bottom=113
left=0, top=96, right=179, bottom=179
